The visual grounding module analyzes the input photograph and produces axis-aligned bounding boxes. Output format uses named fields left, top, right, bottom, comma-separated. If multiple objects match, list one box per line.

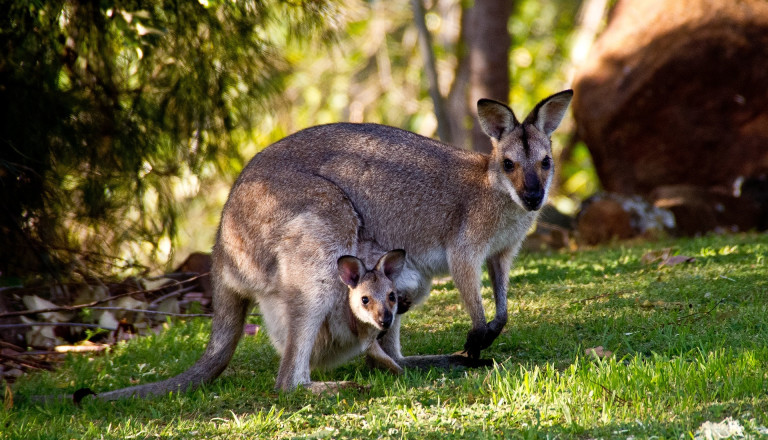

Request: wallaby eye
left=541, top=156, right=552, bottom=170
left=503, top=159, right=515, bottom=172
left=388, top=292, right=396, bottom=302
left=361, top=296, right=369, bottom=305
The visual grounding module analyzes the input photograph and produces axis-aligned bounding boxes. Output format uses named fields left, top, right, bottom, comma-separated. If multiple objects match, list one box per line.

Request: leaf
left=140, top=277, right=175, bottom=291
left=658, top=255, right=696, bottom=268
left=154, top=297, right=180, bottom=316
left=4, top=382, right=12, bottom=410
left=72, top=285, right=109, bottom=306
left=244, top=324, right=260, bottom=336
left=21, top=295, right=73, bottom=322
left=640, top=248, right=695, bottom=268
left=641, top=248, right=672, bottom=265
left=98, top=311, right=119, bottom=330
left=20, top=316, right=63, bottom=348
left=637, top=299, right=687, bottom=310
left=54, top=342, right=109, bottom=353
left=694, top=417, right=745, bottom=440
left=585, top=346, right=613, bottom=359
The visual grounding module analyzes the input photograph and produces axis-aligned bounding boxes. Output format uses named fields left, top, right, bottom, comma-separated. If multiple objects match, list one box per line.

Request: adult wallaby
left=92, top=90, right=573, bottom=398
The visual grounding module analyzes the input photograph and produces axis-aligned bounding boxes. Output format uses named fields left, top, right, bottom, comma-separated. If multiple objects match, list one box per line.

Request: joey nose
left=380, top=310, right=393, bottom=329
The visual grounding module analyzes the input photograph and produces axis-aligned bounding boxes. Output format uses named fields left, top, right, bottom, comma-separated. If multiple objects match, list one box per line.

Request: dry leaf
left=244, top=324, right=260, bottom=336
left=98, top=311, right=119, bottom=330
left=641, top=248, right=672, bottom=265
left=154, top=297, right=180, bottom=316
left=140, top=277, right=175, bottom=291
left=54, top=342, right=109, bottom=353
left=641, top=248, right=696, bottom=269
left=4, top=382, right=12, bottom=410
left=20, top=316, right=64, bottom=348
left=72, top=285, right=109, bottom=306
left=21, top=295, right=73, bottom=322
left=658, top=255, right=696, bottom=268
left=585, top=346, right=613, bottom=359
left=638, top=299, right=687, bottom=310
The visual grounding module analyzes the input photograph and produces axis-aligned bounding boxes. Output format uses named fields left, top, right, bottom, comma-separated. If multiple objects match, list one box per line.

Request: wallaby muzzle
left=379, top=310, right=393, bottom=329
left=521, top=172, right=544, bottom=211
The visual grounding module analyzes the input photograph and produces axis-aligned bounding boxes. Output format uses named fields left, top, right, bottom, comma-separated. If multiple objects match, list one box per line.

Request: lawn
left=3, top=233, right=768, bottom=439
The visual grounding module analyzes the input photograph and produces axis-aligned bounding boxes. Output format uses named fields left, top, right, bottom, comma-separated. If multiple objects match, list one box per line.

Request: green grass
left=3, top=233, right=768, bottom=439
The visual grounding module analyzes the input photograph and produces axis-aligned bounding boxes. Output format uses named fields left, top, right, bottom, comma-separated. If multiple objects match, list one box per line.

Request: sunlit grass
left=4, top=233, right=768, bottom=439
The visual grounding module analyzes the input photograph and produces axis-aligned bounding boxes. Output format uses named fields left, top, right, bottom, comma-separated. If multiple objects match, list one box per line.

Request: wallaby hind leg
left=273, top=288, right=333, bottom=391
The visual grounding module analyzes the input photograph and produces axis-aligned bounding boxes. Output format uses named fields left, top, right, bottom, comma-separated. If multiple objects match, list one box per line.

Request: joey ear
left=337, top=256, right=366, bottom=288
left=524, top=89, right=573, bottom=136
left=477, top=99, right=519, bottom=141
left=375, top=249, right=406, bottom=281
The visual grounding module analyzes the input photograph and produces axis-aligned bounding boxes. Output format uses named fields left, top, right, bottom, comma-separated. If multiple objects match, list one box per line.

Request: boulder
left=651, top=184, right=762, bottom=235
left=573, top=0, right=768, bottom=196
left=576, top=193, right=675, bottom=245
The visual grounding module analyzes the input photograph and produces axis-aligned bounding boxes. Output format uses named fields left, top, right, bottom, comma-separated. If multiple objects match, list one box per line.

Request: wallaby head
left=478, top=90, right=574, bottom=211
left=337, top=249, right=406, bottom=331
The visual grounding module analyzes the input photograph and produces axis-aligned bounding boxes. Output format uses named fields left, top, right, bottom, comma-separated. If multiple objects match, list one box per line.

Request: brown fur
left=92, top=91, right=572, bottom=398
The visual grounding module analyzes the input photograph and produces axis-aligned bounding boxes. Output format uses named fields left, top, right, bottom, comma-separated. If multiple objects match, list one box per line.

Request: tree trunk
left=411, top=0, right=454, bottom=144
left=465, top=0, right=514, bottom=153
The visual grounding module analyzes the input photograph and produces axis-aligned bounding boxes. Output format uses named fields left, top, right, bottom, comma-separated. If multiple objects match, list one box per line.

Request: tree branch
left=0, top=273, right=209, bottom=319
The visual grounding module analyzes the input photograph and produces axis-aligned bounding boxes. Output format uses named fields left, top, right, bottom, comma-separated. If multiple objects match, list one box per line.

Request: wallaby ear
left=524, top=89, right=573, bottom=136
left=375, top=249, right=406, bottom=281
left=477, top=99, right=519, bottom=141
left=337, top=256, right=366, bottom=288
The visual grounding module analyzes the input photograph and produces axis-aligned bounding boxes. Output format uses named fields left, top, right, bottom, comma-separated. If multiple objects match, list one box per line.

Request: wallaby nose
left=380, top=310, right=393, bottom=329
left=521, top=190, right=543, bottom=211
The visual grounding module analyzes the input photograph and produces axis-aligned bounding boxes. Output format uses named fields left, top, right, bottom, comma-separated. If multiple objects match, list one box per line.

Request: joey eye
left=503, top=159, right=515, bottom=172
left=388, top=292, right=396, bottom=302
left=541, top=156, right=552, bottom=170
left=361, top=296, right=369, bottom=305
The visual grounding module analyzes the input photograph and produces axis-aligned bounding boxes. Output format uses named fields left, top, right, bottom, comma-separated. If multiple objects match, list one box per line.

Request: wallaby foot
left=365, top=340, right=404, bottom=375
left=463, top=322, right=503, bottom=358
left=364, top=356, right=404, bottom=375
left=304, top=381, right=371, bottom=395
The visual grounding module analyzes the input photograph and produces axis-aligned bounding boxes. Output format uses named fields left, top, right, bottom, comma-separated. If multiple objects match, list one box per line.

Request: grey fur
left=93, top=90, right=573, bottom=398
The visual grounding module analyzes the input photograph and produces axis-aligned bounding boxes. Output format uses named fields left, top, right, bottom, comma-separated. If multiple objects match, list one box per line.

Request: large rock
left=573, top=0, right=768, bottom=196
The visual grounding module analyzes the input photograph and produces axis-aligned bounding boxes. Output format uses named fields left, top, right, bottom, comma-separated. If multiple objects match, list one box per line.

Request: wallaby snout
left=379, top=309, right=393, bottom=329
left=521, top=171, right=544, bottom=211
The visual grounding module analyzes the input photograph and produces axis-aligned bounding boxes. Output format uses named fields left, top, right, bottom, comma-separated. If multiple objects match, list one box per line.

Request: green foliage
left=5, top=233, right=768, bottom=438
left=1, top=0, right=601, bottom=281
left=0, top=0, right=343, bottom=281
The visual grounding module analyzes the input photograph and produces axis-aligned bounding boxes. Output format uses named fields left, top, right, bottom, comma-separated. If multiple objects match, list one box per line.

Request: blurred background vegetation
left=0, top=0, right=603, bottom=285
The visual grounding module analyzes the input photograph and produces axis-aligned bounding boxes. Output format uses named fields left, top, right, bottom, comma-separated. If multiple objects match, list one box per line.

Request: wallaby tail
left=398, top=354, right=493, bottom=370
left=93, top=290, right=251, bottom=401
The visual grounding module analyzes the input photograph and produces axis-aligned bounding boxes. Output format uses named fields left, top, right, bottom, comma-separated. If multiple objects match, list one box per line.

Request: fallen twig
left=0, top=322, right=106, bottom=330
left=0, top=352, right=51, bottom=371
left=647, top=297, right=727, bottom=331
left=571, top=290, right=630, bottom=304
left=148, top=285, right=199, bottom=308
left=587, top=378, right=632, bottom=406
left=88, top=306, right=214, bottom=318
left=87, top=306, right=261, bottom=318
left=0, top=273, right=209, bottom=319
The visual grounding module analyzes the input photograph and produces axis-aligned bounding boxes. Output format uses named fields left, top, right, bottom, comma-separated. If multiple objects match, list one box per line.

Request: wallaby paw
left=365, top=354, right=404, bottom=375
left=304, top=381, right=371, bottom=395
left=450, top=351, right=494, bottom=368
